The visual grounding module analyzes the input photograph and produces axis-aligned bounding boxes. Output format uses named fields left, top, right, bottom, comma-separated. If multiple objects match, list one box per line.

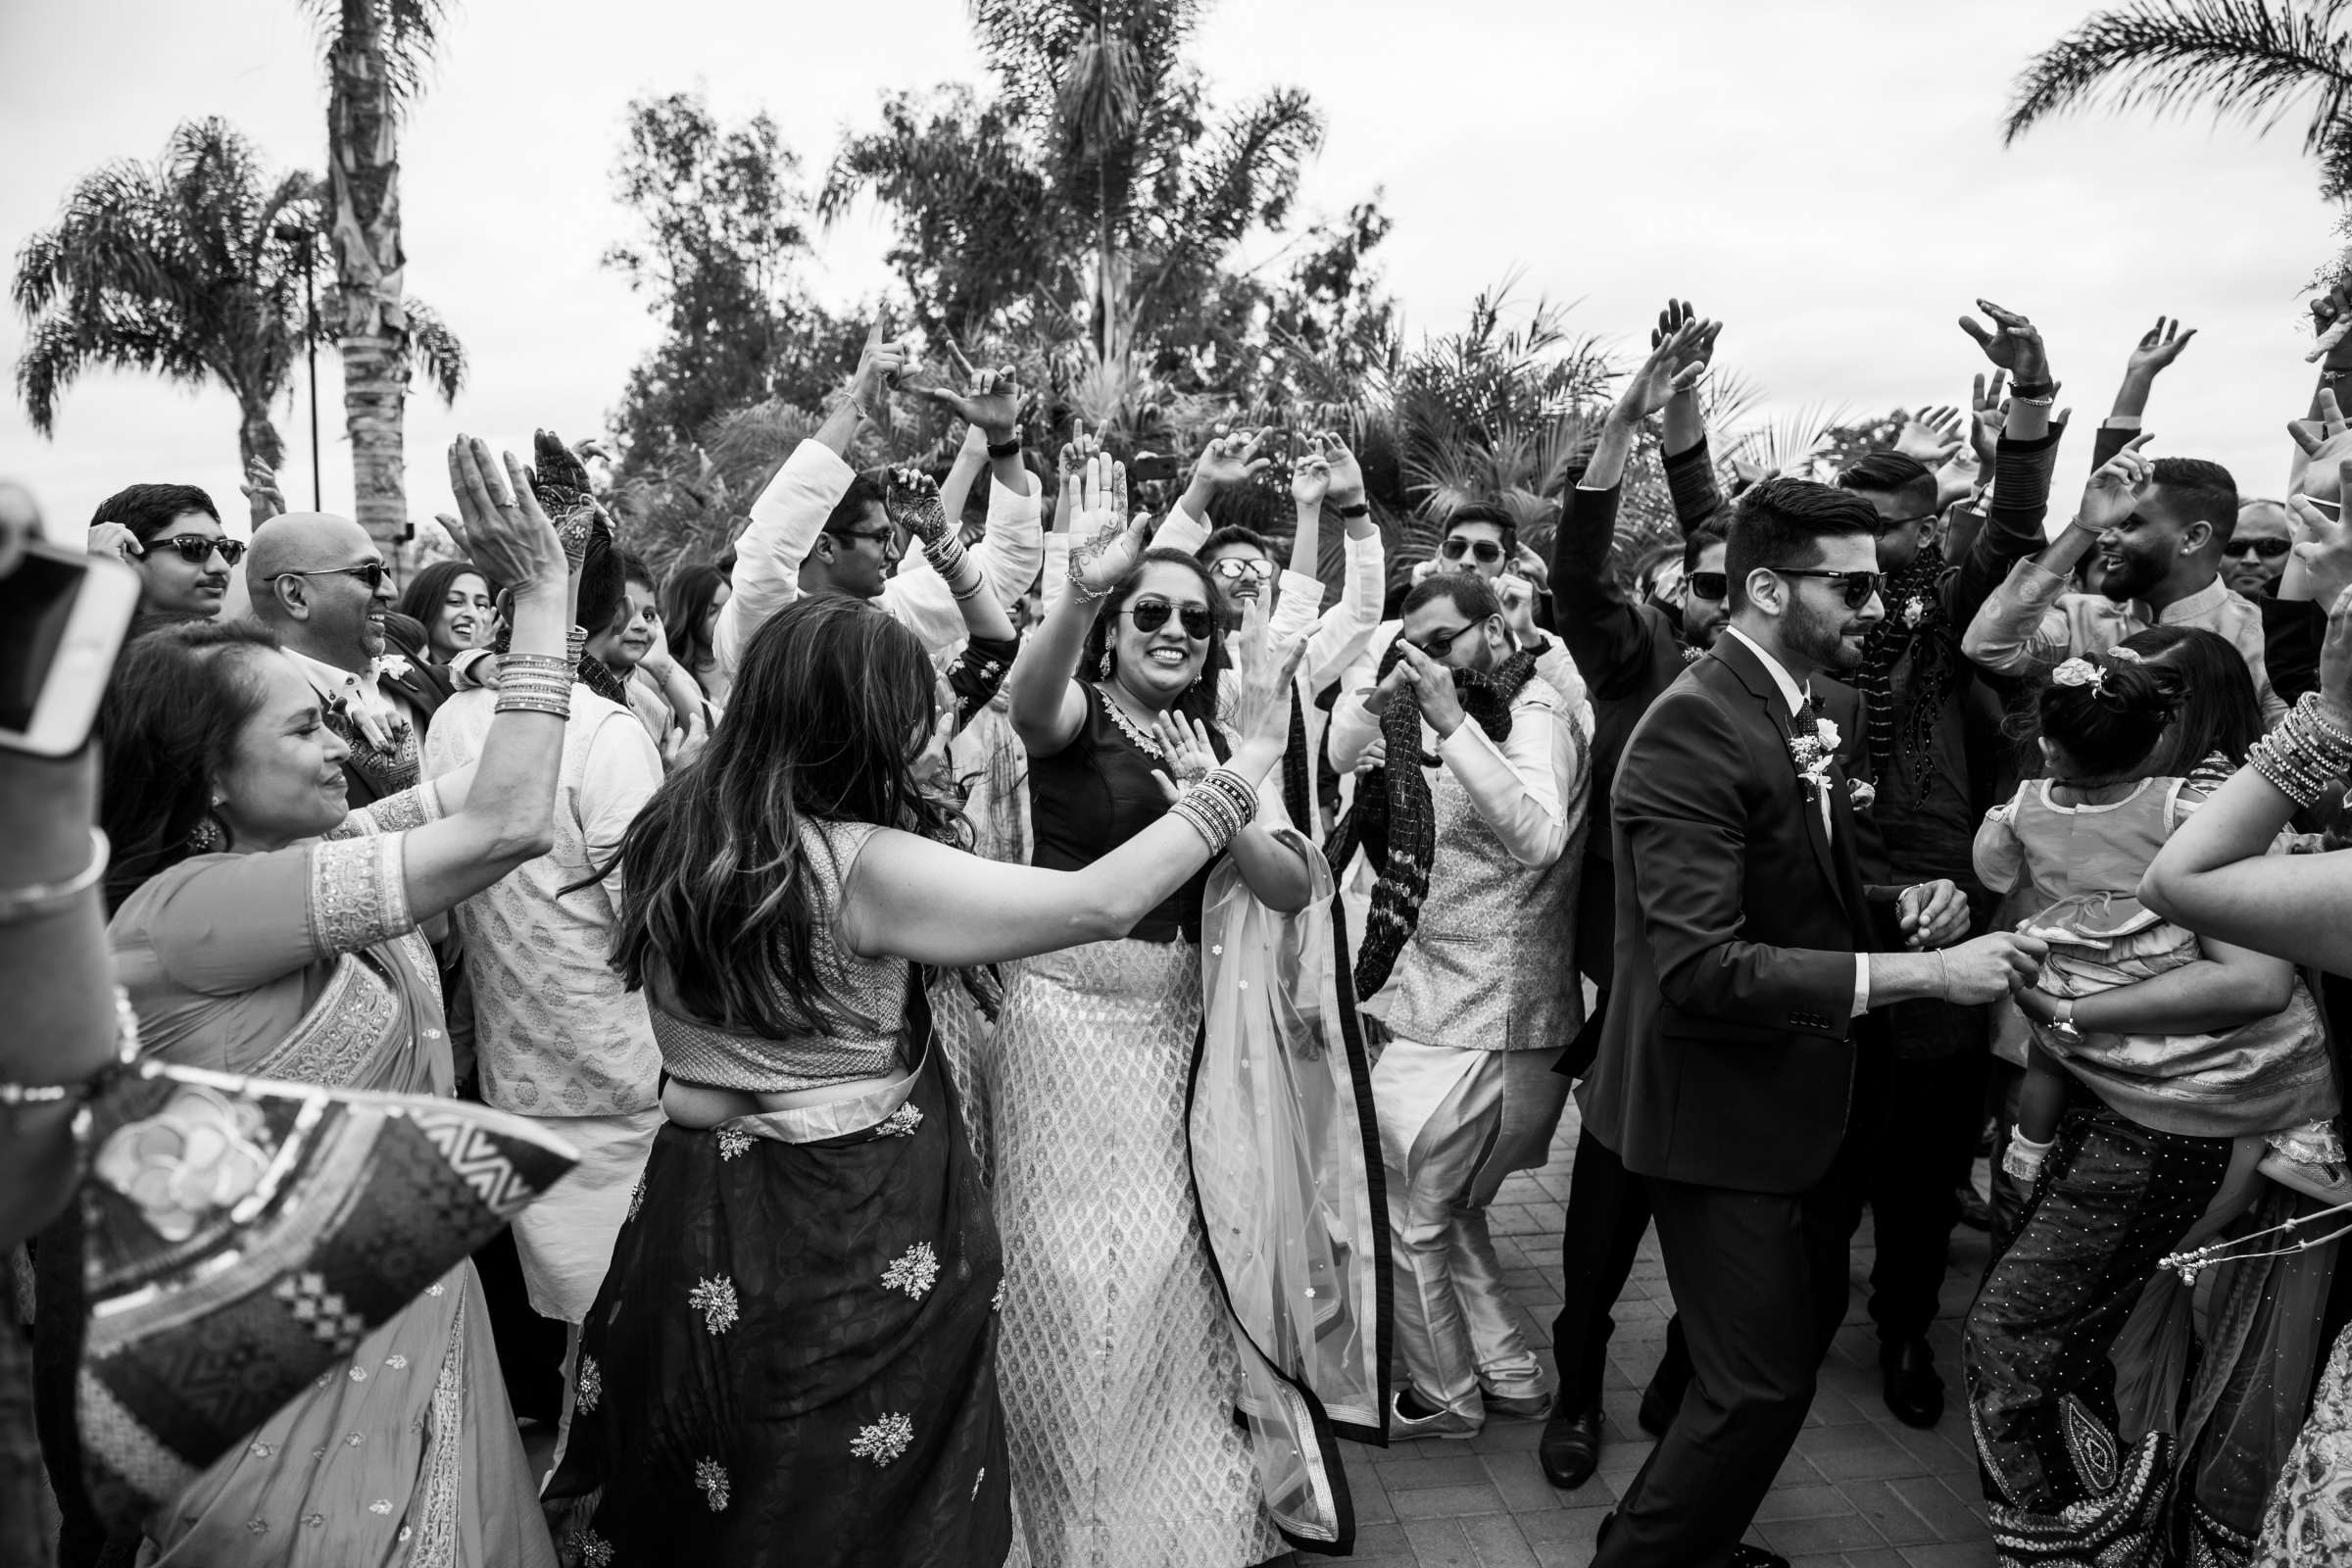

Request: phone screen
left=0, top=552, right=86, bottom=733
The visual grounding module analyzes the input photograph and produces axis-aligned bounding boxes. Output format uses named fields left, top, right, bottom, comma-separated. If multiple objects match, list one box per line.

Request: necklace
left=1093, top=684, right=1166, bottom=759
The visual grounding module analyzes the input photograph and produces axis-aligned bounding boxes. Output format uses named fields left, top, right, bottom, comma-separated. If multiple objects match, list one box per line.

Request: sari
left=53, top=789, right=554, bottom=1567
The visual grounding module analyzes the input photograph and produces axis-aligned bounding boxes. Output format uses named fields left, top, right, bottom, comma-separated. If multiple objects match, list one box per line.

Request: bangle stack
left=494, top=652, right=574, bottom=719
left=927, top=534, right=988, bottom=601
left=1166, top=766, right=1260, bottom=852
left=0, top=827, right=109, bottom=927
left=2248, top=692, right=2352, bottom=807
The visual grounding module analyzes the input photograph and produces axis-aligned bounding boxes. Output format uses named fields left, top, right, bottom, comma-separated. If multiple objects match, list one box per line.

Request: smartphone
left=1129, top=452, right=1180, bottom=483
left=0, top=541, right=140, bottom=757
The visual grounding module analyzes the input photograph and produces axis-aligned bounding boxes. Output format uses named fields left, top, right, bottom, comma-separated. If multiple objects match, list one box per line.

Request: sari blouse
left=108, top=785, right=450, bottom=1090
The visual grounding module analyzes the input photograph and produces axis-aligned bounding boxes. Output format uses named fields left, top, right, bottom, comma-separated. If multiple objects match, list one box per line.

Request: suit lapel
left=1710, top=638, right=1853, bottom=921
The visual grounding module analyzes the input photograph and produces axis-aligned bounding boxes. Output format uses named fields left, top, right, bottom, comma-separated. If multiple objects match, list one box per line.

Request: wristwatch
left=2047, top=998, right=2082, bottom=1042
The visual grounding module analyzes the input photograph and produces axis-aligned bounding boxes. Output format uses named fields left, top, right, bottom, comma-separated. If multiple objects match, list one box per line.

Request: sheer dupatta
left=1192, top=825, right=1391, bottom=1554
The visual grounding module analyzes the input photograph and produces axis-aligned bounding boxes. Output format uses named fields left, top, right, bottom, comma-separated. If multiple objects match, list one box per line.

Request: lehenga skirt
left=542, top=1046, right=1009, bottom=1568
left=991, top=937, right=1282, bottom=1568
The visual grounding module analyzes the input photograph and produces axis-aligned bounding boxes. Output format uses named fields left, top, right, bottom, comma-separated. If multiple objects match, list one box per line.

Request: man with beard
left=1577, top=478, right=2046, bottom=1568
left=1328, top=571, right=1590, bottom=1440
left=1963, top=440, right=2286, bottom=723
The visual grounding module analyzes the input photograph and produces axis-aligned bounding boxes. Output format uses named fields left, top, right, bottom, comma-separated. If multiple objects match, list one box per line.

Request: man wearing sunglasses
left=2224, top=499, right=2293, bottom=598
left=84, top=482, right=238, bottom=624
left=717, top=322, right=1042, bottom=675
left=247, top=512, right=450, bottom=804
left=1964, top=439, right=2285, bottom=725
left=1576, top=479, right=2047, bottom=1568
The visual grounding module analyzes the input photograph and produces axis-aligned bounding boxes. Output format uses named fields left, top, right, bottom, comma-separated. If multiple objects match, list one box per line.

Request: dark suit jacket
left=336, top=659, right=453, bottom=808
left=1576, top=634, right=1899, bottom=1195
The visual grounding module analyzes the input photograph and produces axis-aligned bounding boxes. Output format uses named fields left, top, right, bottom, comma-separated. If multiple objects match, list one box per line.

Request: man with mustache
left=1576, top=477, right=2046, bottom=1568
left=1963, top=438, right=2285, bottom=725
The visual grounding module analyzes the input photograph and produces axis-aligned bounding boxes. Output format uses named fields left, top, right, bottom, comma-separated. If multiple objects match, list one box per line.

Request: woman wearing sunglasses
left=84, top=482, right=241, bottom=625
left=997, top=455, right=1319, bottom=1565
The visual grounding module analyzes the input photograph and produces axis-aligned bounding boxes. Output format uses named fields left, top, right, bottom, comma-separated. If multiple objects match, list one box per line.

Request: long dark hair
left=662, top=562, right=729, bottom=678
left=607, top=597, right=958, bottom=1032
left=96, top=620, right=283, bottom=911
left=395, top=560, right=493, bottom=656
left=2121, top=625, right=2265, bottom=774
left=1081, top=547, right=1228, bottom=725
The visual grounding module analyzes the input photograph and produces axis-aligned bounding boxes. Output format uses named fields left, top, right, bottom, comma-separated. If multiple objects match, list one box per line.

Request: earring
left=186, top=814, right=221, bottom=853
left=1098, top=649, right=1113, bottom=679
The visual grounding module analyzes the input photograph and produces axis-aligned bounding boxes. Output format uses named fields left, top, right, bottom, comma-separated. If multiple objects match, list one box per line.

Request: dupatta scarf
left=1192, top=824, right=1391, bottom=1553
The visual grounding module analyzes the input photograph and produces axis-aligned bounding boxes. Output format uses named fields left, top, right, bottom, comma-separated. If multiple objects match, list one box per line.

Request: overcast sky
left=1, top=0, right=2342, bottom=546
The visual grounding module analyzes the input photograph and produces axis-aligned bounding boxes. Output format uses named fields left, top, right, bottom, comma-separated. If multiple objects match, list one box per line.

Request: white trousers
left=1373, top=1042, right=1571, bottom=1419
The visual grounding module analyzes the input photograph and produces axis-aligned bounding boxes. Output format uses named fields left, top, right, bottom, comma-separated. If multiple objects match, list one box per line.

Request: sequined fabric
left=2257, top=1322, right=2352, bottom=1563
left=992, top=937, right=1280, bottom=1568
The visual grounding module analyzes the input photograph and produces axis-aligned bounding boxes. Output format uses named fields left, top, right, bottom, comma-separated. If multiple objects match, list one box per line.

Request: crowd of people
left=10, top=289, right=2352, bottom=1568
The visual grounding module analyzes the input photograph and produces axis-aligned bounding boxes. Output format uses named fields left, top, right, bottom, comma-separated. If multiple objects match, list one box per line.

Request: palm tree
left=306, top=0, right=457, bottom=542
left=13, top=117, right=464, bottom=496
left=2005, top=0, right=2352, bottom=199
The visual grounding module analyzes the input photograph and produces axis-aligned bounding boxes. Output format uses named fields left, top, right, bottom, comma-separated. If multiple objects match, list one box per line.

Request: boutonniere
left=1848, top=779, right=1877, bottom=810
left=1788, top=715, right=1839, bottom=802
left=372, top=653, right=413, bottom=683
left=1680, top=645, right=1704, bottom=665
left=1902, top=595, right=1926, bottom=628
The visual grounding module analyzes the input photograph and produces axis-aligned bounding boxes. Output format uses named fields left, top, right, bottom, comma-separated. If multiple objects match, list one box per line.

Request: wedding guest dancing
left=542, top=579, right=1306, bottom=1566
left=1575, top=478, right=2046, bottom=1568
left=40, top=436, right=577, bottom=1568
left=992, top=456, right=1316, bottom=1566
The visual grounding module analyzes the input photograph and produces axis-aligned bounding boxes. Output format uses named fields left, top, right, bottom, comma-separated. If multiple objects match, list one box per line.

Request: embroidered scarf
left=1850, top=541, right=1958, bottom=784
left=1326, top=641, right=1540, bottom=999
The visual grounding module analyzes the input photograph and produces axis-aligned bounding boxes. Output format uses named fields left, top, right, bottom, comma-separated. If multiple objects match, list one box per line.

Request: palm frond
left=402, top=297, right=464, bottom=402
left=2006, top=0, right=2352, bottom=158
left=297, top=0, right=450, bottom=105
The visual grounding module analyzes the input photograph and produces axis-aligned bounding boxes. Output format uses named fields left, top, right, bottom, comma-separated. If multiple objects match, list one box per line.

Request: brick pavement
left=1327, top=1099, right=1994, bottom=1568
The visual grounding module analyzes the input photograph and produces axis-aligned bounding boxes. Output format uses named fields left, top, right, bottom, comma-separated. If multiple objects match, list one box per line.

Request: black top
left=1030, top=684, right=1226, bottom=944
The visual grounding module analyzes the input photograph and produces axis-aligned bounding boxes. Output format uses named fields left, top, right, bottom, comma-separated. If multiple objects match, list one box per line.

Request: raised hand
left=2289, top=491, right=2352, bottom=607
left=2321, top=584, right=2352, bottom=728
left=1895, top=406, right=1965, bottom=466
left=240, top=456, right=286, bottom=526
left=1497, top=572, right=1541, bottom=642
left=1969, top=371, right=2008, bottom=468
left=1651, top=299, right=1721, bottom=377
left=848, top=318, right=912, bottom=433
left=885, top=466, right=951, bottom=549
left=1066, top=455, right=1147, bottom=595
left=1319, top=432, right=1366, bottom=508
left=2077, top=432, right=2156, bottom=534
left=1230, top=630, right=1309, bottom=758
left=1618, top=317, right=1711, bottom=423
left=2312, top=283, right=2352, bottom=368
left=1291, top=451, right=1332, bottom=509
left=916, top=340, right=1022, bottom=442
left=1959, top=300, right=2050, bottom=388
left=445, top=436, right=567, bottom=598
left=1191, top=428, right=1271, bottom=490
left=528, top=428, right=604, bottom=564
left=2127, top=315, right=2198, bottom=378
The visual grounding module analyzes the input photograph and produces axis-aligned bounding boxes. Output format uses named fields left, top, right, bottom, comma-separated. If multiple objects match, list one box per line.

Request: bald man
left=2225, top=499, right=2293, bottom=599
left=246, top=513, right=450, bottom=803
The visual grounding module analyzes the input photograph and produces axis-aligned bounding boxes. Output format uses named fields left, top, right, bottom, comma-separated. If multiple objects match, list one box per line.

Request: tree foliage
left=12, top=117, right=459, bottom=473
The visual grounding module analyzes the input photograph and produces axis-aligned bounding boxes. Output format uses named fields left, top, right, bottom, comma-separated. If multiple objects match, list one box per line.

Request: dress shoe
left=1388, top=1389, right=1480, bottom=1441
left=1880, top=1337, right=1945, bottom=1429
left=1538, top=1403, right=1603, bottom=1490
left=1484, top=1386, right=1552, bottom=1421
left=1636, top=1370, right=1684, bottom=1437
left=1592, top=1513, right=1787, bottom=1567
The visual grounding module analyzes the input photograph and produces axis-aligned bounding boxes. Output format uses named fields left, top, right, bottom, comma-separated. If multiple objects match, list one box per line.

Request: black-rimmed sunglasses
left=1770, top=567, right=1884, bottom=609
left=1440, top=536, right=1505, bottom=564
left=152, top=534, right=247, bottom=567
left=273, top=562, right=391, bottom=592
left=2224, top=537, right=2291, bottom=560
left=1686, top=570, right=1729, bottom=603
left=1120, top=599, right=1214, bottom=639
left=1408, top=622, right=1474, bottom=659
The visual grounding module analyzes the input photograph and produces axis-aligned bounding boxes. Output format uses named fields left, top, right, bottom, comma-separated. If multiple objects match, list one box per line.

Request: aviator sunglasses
left=1439, top=536, right=1505, bottom=565
left=1206, top=557, right=1275, bottom=582
left=1118, top=598, right=1215, bottom=640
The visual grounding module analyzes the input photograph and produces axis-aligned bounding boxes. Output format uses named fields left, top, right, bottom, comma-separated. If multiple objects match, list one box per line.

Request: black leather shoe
left=1880, top=1337, right=1945, bottom=1429
left=1538, top=1403, right=1603, bottom=1490
left=1636, top=1370, right=1683, bottom=1437
left=1593, top=1514, right=1786, bottom=1568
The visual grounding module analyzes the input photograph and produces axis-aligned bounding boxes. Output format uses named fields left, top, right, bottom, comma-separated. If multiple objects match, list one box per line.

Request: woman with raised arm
left=539, top=584, right=1302, bottom=1566
left=38, top=437, right=577, bottom=1568
left=988, top=455, right=1316, bottom=1566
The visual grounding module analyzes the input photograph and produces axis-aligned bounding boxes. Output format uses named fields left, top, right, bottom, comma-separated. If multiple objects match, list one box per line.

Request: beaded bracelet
left=0, top=827, right=109, bottom=927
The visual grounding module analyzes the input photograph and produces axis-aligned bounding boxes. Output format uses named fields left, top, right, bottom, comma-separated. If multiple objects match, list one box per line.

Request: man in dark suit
left=1578, top=479, right=2046, bottom=1568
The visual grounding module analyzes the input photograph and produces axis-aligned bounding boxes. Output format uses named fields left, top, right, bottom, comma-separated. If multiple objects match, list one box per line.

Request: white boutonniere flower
left=1902, top=595, right=1926, bottom=628
left=1813, top=715, right=1840, bottom=753
left=373, top=653, right=414, bottom=683
left=1788, top=730, right=1836, bottom=802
